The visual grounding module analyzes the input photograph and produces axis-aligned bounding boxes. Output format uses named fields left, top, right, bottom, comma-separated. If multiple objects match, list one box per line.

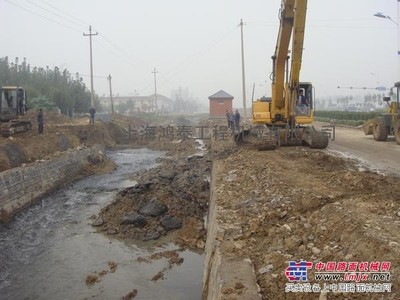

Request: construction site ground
left=0, top=112, right=399, bottom=299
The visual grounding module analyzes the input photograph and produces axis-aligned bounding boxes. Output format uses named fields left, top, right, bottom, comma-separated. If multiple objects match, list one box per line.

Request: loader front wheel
left=394, top=121, right=400, bottom=145
left=372, top=118, right=388, bottom=141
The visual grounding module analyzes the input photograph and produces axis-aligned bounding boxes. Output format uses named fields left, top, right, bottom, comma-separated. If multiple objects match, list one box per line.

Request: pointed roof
left=208, top=90, right=234, bottom=100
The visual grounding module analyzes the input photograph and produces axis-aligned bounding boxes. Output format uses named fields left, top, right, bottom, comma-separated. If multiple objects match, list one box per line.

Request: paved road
left=324, top=125, right=400, bottom=177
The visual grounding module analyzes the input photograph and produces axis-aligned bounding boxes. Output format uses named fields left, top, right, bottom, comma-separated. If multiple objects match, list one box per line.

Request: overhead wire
left=24, top=0, right=87, bottom=30
left=3, top=0, right=241, bottom=97
left=36, top=0, right=90, bottom=28
left=3, top=0, right=83, bottom=33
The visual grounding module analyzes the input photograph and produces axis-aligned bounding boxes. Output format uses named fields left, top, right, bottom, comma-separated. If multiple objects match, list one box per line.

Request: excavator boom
left=247, top=0, right=328, bottom=150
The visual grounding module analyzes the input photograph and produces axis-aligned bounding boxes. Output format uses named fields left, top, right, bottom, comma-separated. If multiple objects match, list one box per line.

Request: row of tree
left=315, top=93, right=386, bottom=111
left=0, top=57, right=100, bottom=115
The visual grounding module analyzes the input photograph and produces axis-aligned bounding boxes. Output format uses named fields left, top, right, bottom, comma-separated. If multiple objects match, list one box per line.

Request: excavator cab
left=0, top=86, right=31, bottom=136
left=296, top=82, right=313, bottom=123
left=0, top=86, right=27, bottom=121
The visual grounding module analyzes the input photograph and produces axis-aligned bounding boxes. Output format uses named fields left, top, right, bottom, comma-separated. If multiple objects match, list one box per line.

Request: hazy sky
left=1, top=0, right=399, bottom=108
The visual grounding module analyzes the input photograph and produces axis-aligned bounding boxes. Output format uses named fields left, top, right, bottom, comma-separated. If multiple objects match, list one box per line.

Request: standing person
left=234, top=109, right=241, bottom=130
left=226, top=110, right=231, bottom=129
left=229, top=111, right=235, bottom=130
left=37, top=108, right=44, bottom=134
left=89, top=107, right=96, bottom=125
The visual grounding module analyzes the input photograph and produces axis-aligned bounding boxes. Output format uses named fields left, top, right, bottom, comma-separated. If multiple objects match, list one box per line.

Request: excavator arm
left=248, top=0, right=328, bottom=149
left=271, top=0, right=308, bottom=123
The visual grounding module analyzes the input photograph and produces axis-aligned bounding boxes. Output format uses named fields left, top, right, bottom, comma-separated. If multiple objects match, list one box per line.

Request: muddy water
left=0, top=149, right=203, bottom=300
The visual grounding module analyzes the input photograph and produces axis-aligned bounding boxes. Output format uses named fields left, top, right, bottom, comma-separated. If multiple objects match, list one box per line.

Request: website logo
left=285, top=261, right=313, bottom=282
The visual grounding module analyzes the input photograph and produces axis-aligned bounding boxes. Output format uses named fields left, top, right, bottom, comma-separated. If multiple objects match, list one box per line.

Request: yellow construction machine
left=243, top=0, right=328, bottom=150
left=0, top=86, right=32, bottom=137
left=362, top=82, right=400, bottom=144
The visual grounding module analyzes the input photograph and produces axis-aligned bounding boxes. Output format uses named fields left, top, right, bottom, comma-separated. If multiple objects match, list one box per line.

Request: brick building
left=208, top=90, right=234, bottom=118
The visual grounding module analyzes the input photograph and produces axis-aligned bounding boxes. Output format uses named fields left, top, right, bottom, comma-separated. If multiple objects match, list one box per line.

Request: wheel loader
left=362, top=81, right=400, bottom=145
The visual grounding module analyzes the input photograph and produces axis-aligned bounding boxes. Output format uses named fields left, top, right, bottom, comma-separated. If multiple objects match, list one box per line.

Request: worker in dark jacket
left=234, top=109, right=241, bottom=130
left=89, top=107, right=96, bottom=125
left=37, top=108, right=44, bottom=134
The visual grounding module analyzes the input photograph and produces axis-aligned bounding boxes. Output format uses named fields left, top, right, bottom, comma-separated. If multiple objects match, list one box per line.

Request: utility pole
left=83, top=25, right=98, bottom=108
left=152, top=68, right=159, bottom=113
left=107, top=74, right=114, bottom=114
left=240, top=19, right=247, bottom=120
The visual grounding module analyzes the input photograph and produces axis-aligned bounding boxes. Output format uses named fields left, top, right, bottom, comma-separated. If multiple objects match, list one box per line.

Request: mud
left=95, top=138, right=211, bottom=250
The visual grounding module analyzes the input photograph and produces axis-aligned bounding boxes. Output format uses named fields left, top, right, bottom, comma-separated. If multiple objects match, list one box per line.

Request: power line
left=96, top=32, right=150, bottom=71
left=24, top=0, right=87, bottom=29
left=3, top=0, right=83, bottom=33
left=36, top=0, right=90, bottom=28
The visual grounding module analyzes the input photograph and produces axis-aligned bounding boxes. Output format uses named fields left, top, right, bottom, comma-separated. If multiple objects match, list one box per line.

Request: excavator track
left=0, top=120, right=32, bottom=137
left=236, top=126, right=328, bottom=150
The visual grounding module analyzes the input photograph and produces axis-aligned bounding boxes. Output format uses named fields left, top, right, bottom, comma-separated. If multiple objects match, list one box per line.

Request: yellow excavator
left=245, top=0, right=328, bottom=150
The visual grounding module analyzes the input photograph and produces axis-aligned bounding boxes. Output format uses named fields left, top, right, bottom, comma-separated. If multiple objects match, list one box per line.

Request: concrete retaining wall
left=202, top=161, right=261, bottom=300
left=0, top=145, right=105, bottom=222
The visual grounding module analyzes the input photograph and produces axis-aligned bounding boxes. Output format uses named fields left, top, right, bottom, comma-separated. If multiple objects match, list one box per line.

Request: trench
left=0, top=148, right=203, bottom=300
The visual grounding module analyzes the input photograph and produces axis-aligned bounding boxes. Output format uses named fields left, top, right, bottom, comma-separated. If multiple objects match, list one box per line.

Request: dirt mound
left=0, top=111, right=126, bottom=172
left=95, top=139, right=211, bottom=249
left=213, top=142, right=400, bottom=299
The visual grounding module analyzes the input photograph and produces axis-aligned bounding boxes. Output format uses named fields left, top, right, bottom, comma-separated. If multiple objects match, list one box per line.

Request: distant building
left=208, top=90, right=234, bottom=118
left=99, top=93, right=173, bottom=113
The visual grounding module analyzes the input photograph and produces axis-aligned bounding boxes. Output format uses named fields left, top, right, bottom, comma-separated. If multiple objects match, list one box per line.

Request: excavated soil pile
left=0, top=111, right=146, bottom=172
left=213, top=139, right=400, bottom=299
left=95, top=139, right=211, bottom=250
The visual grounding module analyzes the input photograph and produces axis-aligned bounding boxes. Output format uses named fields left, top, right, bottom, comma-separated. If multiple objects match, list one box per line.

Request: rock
left=85, top=273, right=99, bottom=285
left=344, top=254, right=353, bottom=260
left=258, top=264, right=274, bottom=275
left=159, top=170, right=176, bottom=181
left=143, top=232, right=161, bottom=241
left=139, top=198, right=168, bottom=217
left=282, top=224, right=291, bottom=232
left=120, top=185, right=145, bottom=195
left=91, top=217, right=104, bottom=227
left=121, top=213, right=147, bottom=227
left=389, top=241, right=399, bottom=248
left=278, top=211, right=288, bottom=219
left=121, top=289, right=138, bottom=300
left=107, top=228, right=118, bottom=235
left=196, top=240, right=205, bottom=249
left=312, top=247, right=321, bottom=255
left=88, top=152, right=104, bottom=165
left=143, top=181, right=153, bottom=189
left=161, top=215, right=183, bottom=231
left=397, top=211, right=400, bottom=218
left=188, top=153, right=204, bottom=160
